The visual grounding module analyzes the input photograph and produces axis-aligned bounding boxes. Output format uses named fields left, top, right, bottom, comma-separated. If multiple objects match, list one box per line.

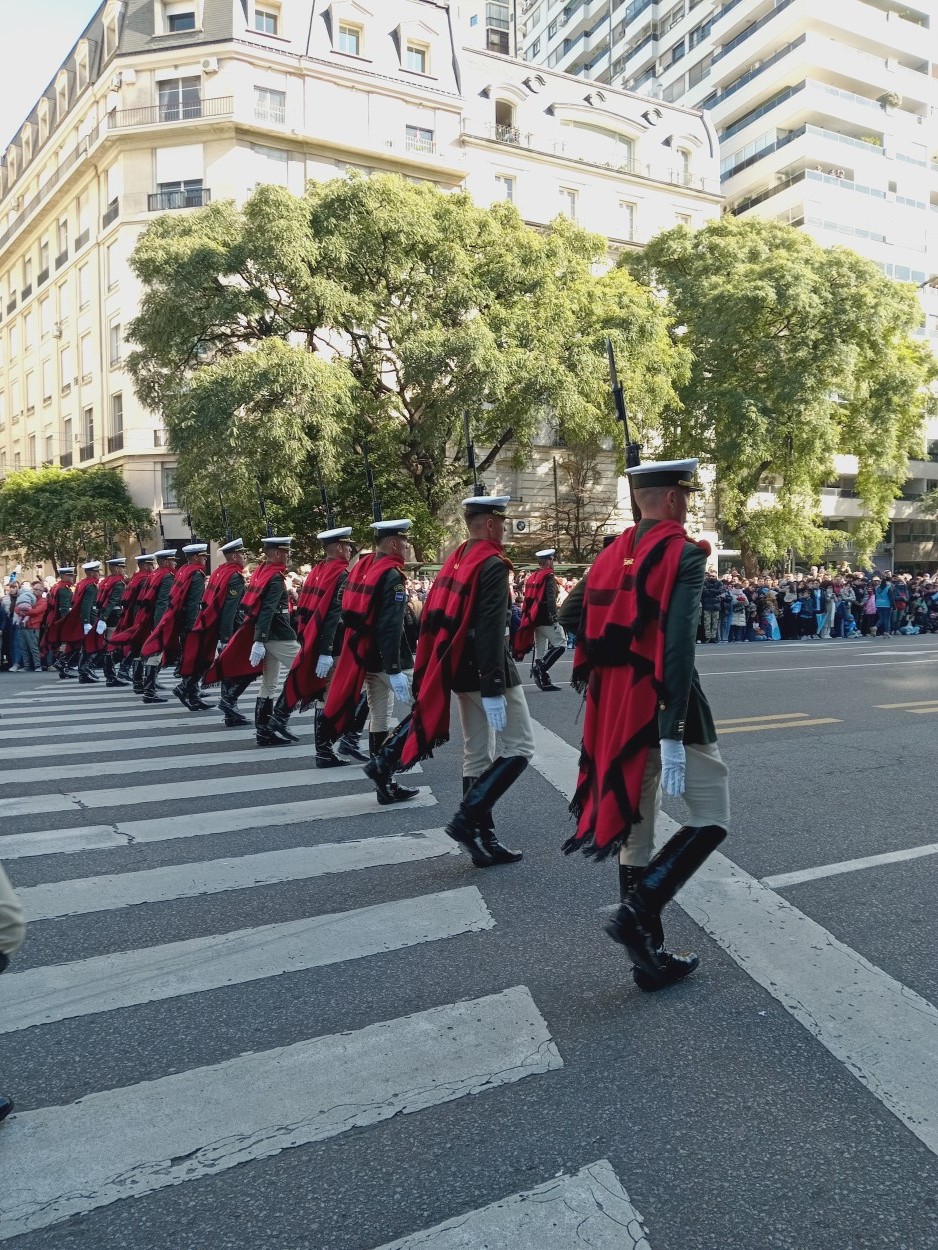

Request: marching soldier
left=204, top=537, right=300, bottom=745
left=108, top=552, right=158, bottom=692
left=366, top=496, right=530, bottom=863
left=53, top=560, right=104, bottom=684
left=267, top=526, right=368, bottom=762
left=562, top=459, right=730, bottom=992
left=43, top=565, right=76, bottom=678
left=512, top=548, right=565, bottom=691
left=180, top=538, right=248, bottom=724
left=139, top=544, right=208, bottom=708
left=317, top=520, right=417, bottom=799
left=136, top=549, right=178, bottom=703
left=95, top=557, right=130, bottom=687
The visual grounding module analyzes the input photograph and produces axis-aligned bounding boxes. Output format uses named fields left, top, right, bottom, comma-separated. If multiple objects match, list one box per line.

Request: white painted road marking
left=0, top=716, right=215, bottom=740
left=0, top=744, right=319, bottom=784
left=0, top=728, right=311, bottom=763
left=1, top=987, right=562, bottom=1241
left=0, top=762, right=421, bottom=818
left=373, top=1160, right=651, bottom=1250
left=529, top=716, right=938, bottom=1162
left=763, top=839, right=938, bottom=889
left=19, top=829, right=459, bottom=920
left=2, top=887, right=492, bottom=1033
left=0, top=787, right=437, bottom=859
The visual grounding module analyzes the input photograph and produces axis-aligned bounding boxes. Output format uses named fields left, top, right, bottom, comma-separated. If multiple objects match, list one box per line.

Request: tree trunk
left=739, top=535, right=760, bottom=578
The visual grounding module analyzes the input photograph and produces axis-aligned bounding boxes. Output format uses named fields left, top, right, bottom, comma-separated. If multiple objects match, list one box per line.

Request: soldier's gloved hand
left=95, top=620, right=107, bottom=635
left=249, top=641, right=266, bottom=667
left=315, top=654, right=333, bottom=680
left=83, top=623, right=92, bottom=636
left=215, top=641, right=225, bottom=657
left=659, top=738, right=686, bottom=797
left=389, top=672, right=412, bottom=704
left=482, top=695, right=508, bottom=732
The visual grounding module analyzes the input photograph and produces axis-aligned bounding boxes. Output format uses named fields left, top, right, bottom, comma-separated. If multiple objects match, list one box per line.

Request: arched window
left=560, top=121, right=634, bottom=170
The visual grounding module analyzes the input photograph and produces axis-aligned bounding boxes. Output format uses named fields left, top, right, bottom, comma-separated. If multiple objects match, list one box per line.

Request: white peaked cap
left=462, top=495, right=510, bottom=516
left=106, top=557, right=126, bottom=565
left=371, top=519, right=413, bottom=535
left=262, top=535, right=293, bottom=546
left=220, top=538, right=244, bottom=553
left=535, top=548, right=556, bottom=559
left=82, top=560, right=101, bottom=571
left=182, top=543, right=208, bottom=554
left=153, top=549, right=177, bottom=559
left=318, top=527, right=353, bottom=542
left=625, top=459, right=701, bottom=490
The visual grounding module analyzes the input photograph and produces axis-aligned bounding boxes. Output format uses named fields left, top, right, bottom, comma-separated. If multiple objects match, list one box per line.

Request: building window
left=24, top=311, right=35, bottom=350
left=109, top=322, right=122, bottom=367
left=57, top=217, right=69, bottom=259
left=38, top=237, right=50, bottom=278
left=406, top=43, right=429, bottom=74
left=106, top=242, right=119, bottom=288
left=58, top=281, right=70, bottom=321
left=405, top=125, right=435, bottom=154
left=620, top=200, right=636, bottom=241
left=13, top=452, right=21, bottom=471
left=559, top=187, right=578, bottom=218
left=9, top=325, right=19, bottom=359
left=28, top=433, right=36, bottom=467
left=61, top=346, right=74, bottom=389
left=25, top=372, right=35, bottom=413
left=161, top=463, right=178, bottom=508
left=111, top=392, right=124, bottom=434
left=80, top=333, right=93, bottom=380
left=78, top=264, right=90, bottom=307
left=254, top=86, right=286, bottom=124
left=42, top=359, right=53, bottom=402
left=11, top=379, right=21, bottom=417
left=168, top=10, right=197, bottom=31
left=495, top=173, right=515, bottom=202
left=45, top=434, right=53, bottom=462
left=81, top=405, right=94, bottom=454
left=22, top=254, right=33, bottom=294
left=152, top=180, right=206, bottom=210
left=676, top=211, right=692, bottom=226
left=158, top=76, right=202, bottom=122
left=254, top=6, right=278, bottom=35
left=337, top=23, right=361, bottom=55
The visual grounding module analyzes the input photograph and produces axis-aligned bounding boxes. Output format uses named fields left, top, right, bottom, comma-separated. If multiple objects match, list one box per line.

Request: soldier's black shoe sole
left=633, top=952, right=700, bottom=992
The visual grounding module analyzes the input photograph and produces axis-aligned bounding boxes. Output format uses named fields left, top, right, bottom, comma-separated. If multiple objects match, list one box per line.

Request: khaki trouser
left=0, top=862, right=25, bottom=960
left=456, top=685, right=536, bottom=777
left=364, top=671, right=396, bottom=734
left=534, top=622, right=566, bottom=661
left=258, top=638, right=301, bottom=699
left=619, top=742, right=731, bottom=867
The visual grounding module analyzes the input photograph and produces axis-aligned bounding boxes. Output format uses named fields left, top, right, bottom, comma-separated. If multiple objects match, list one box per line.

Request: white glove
left=249, top=641, right=266, bottom=667
left=389, top=671, right=412, bottom=704
left=215, top=640, right=225, bottom=657
left=660, top=738, right=686, bottom=797
left=83, top=623, right=92, bottom=636
left=482, top=695, right=508, bottom=732
left=315, top=654, right=334, bottom=680
left=95, top=619, right=107, bottom=635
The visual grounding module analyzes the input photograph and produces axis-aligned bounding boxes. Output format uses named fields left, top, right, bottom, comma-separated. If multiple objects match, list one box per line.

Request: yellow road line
left=715, top=713, right=808, bottom=726
left=719, top=718, right=842, bottom=735
left=907, top=707, right=938, bottom=715
left=875, top=700, right=938, bottom=709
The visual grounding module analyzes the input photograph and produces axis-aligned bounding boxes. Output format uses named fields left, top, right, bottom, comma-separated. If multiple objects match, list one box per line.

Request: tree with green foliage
left=126, top=174, right=684, bottom=558
left=628, top=216, right=937, bottom=570
left=0, top=465, right=153, bottom=570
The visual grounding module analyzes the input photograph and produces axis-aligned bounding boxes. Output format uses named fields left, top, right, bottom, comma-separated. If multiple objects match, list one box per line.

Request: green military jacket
left=254, top=570, right=296, bottom=643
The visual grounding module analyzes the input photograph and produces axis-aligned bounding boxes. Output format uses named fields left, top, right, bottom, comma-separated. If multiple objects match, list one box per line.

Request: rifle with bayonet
left=362, top=442, right=381, bottom=523
left=219, top=495, right=233, bottom=544
left=316, top=464, right=336, bottom=530
left=606, top=337, right=642, bottom=522
left=255, top=481, right=273, bottom=538
left=464, top=411, right=484, bottom=496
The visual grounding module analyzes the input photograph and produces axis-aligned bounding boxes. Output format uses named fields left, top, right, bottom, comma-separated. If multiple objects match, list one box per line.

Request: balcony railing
left=20, top=284, right=31, bottom=300
left=78, top=442, right=95, bottom=462
left=75, top=228, right=90, bottom=250
left=147, top=187, right=211, bottom=212
left=5, top=297, right=15, bottom=314
left=713, top=0, right=795, bottom=65
left=255, top=106, right=286, bottom=125
left=102, top=199, right=119, bottom=227
left=55, top=248, right=68, bottom=270
left=59, top=451, right=73, bottom=467
left=154, top=429, right=170, bottom=447
left=405, top=136, right=437, bottom=155
left=0, top=123, right=101, bottom=254
left=109, top=97, right=234, bottom=130
left=107, top=432, right=124, bottom=453
left=37, top=266, right=49, bottom=285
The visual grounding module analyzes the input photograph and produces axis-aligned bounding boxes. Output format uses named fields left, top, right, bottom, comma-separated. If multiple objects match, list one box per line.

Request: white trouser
left=456, top=685, right=536, bottom=778
left=258, top=638, right=301, bottom=699
left=618, top=742, right=731, bottom=867
left=144, top=654, right=162, bottom=670
left=534, top=622, right=566, bottom=661
left=364, top=671, right=395, bottom=734
left=0, top=862, right=25, bottom=960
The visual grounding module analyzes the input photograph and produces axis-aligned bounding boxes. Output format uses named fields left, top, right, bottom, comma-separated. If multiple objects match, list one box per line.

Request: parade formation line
left=2, top=987, right=562, bottom=1241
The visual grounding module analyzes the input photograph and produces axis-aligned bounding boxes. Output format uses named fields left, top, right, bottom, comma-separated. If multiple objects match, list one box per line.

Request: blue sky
left=0, top=0, right=97, bottom=150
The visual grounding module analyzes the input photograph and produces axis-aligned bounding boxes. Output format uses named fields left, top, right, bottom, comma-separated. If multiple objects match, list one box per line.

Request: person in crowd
left=699, top=567, right=725, bottom=643
left=16, top=580, right=47, bottom=671
left=873, top=575, right=894, bottom=637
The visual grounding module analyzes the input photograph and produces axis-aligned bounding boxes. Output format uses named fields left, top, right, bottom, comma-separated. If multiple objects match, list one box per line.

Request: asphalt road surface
left=2, top=636, right=938, bottom=1249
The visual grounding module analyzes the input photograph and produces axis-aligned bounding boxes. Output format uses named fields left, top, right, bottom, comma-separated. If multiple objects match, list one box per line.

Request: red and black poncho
left=281, top=557, right=349, bottom=714
left=141, top=563, right=200, bottom=663
left=320, top=552, right=403, bottom=737
left=399, top=539, right=507, bottom=769
left=111, top=567, right=174, bottom=653
left=179, top=561, right=244, bottom=679
left=202, top=561, right=283, bottom=686
left=511, top=566, right=554, bottom=659
left=106, top=570, right=150, bottom=654
left=46, top=576, right=103, bottom=650
left=562, top=521, right=706, bottom=860
left=40, top=580, right=72, bottom=645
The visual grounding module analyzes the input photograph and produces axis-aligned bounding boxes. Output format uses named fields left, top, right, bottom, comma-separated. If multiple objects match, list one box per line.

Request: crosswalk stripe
left=875, top=699, right=938, bottom=708
left=18, top=829, right=459, bottom=920
left=0, top=744, right=322, bottom=784
left=906, top=707, right=938, bottom=715
left=762, top=839, right=938, bottom=889
left=5, top=704, right=218, bottom=725
left=714, top=712, right=807, bottom=725
left=2, top=986, right=560, bottom=1240
left=0, top=728, right=309, bottom=762
left=2, top=886, right=493, bottom=1034
left=716, top=717, right=841, bottom=734
left=373, top=1159, right=650, bottom=1250
left=0, top=716, right=217, bottom=740
left=0, top=762, right=421, bottom=819
left=0, top=787, right=436, bottom=859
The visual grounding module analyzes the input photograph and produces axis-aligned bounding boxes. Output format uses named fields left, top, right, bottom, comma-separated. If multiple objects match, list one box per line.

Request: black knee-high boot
left=445, top=757, right=528, bottom=866
left=78, top=650, right=99, bottom=683
left=537, top=646, right=565, bottom=691
left=314, top=708, right=344, bottom=767
left=266, top=692, right=299, bottom=743
left=606, top=825, right=727, bottom=986
left=132, top=658, right=145, bottom=694
left=337, top=692, right=370, bottom=761
left=218, top=676, right=251, bottom=726
left=363, top=717, right=419, bottom=805
left=463, top=775, right=522, bottom=864
left=103, top=652, right=129, bottom=688
left=142, top=665, right=167, bottom=704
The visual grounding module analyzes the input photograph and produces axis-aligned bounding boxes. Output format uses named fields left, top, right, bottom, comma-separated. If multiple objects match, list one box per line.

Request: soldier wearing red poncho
left=47, top=560, right=103, bottom=684
left=180, top=538, right=247, bottom=724
left=131, top=549, right=177, bottom=703
left=266, top=526, right=368, bottom=762
left=512, top=549, right=565, bottom=692
left=108, top=552, right=158, bottom=692
left=366, top=495, right=534, bottom=864
left=140, top=543, right=208, bottom=708
left=42, top=566, right=76, bottom=678
left=94, top=557, right=130, bottom=687
left=562, top=459, right=730, bottom=993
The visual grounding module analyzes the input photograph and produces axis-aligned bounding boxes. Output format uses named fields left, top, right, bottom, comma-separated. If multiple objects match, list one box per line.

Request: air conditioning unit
left=201, top=57, right=219, bottom=74
left=123, top=69, right=137, bottom=85
left=110, top=73, right=123, bottom=90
